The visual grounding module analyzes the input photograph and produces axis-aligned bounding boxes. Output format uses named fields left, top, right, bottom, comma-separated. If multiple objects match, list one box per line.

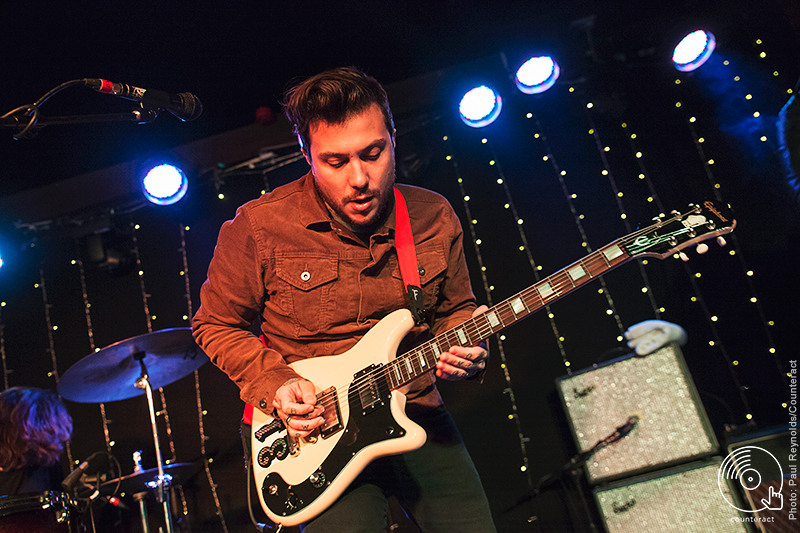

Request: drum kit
left=0, top=328, right=210, bottom=533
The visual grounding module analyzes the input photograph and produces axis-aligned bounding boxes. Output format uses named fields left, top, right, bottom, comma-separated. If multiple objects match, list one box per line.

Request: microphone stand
left=134, top=351, right=174, bottom=533
left=1, top=108, right=158, bottom=138
left=505, top=416, right=639, bottom=530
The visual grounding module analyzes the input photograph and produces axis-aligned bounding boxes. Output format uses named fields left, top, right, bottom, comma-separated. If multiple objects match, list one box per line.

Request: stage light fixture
left=459, top=85, right=503, bottom=128
left=515, top=56, right=560, bottom=94
left=141, top=163, right=188, bottom=205
left=672, top=30, right=716, bottom=72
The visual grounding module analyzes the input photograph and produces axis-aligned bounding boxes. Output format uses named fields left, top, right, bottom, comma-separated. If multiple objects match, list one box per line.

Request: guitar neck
left=385, top=240, right=632, bottom=389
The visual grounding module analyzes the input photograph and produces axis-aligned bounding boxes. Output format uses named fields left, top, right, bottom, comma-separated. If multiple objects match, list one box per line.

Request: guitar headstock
left=623, top=200, right=736, bottom=260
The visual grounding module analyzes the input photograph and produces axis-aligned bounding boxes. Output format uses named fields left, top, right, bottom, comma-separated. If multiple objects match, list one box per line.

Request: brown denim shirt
left=192, top=172, right=477, bottom=414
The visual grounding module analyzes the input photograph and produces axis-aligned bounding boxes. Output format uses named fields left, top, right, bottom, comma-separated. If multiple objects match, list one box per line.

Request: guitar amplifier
left=556, top=343, right=718, bottom=484
left=594, top=458, right=751, bottom=533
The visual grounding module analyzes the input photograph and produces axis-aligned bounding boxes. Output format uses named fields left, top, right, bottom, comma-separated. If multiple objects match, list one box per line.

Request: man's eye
left=328, top=160, right=346, bottom=168
left=363, top=151, right=381, bottom=161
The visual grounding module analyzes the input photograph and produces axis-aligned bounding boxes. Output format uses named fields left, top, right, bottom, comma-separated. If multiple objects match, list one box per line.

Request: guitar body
left=250, top=308, right=427, bottom=527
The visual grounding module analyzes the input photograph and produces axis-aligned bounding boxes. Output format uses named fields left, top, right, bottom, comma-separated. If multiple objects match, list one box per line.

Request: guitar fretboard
left=383, top=240, right=632, bottom=389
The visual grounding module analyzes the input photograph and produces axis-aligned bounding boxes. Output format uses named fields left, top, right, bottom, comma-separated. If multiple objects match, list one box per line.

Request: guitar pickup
left=353, top=364, right=385, bottom=415
left=318, top=386, right=343, bottom=439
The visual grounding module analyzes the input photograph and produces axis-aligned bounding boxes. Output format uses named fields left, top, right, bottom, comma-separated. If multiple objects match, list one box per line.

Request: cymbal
left=99, top=462, right=201, bottom=496
left=58, top=328, right=209, bottom=403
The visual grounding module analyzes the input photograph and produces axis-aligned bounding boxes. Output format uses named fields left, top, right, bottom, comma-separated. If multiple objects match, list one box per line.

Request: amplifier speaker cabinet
left=556, top=343, right=718, bottom=484
left=594, top=458, right=751, bottom=533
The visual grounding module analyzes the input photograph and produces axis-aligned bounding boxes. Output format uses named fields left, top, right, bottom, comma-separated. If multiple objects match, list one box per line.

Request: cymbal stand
left=134, top=352, right=174, bottom=533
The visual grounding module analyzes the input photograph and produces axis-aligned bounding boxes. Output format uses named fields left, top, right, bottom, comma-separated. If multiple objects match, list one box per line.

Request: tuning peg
left=679, top=251, right=690, bottom=262
left=696, top=243, right=709, bottom=254
left=716, top=236, right=727, bottom=247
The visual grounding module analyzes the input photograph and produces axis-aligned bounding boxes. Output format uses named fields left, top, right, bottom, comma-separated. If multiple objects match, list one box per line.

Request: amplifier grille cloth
left=595, top=460, right=747, bottom=533
left=558, top=344, right=716, bottom=483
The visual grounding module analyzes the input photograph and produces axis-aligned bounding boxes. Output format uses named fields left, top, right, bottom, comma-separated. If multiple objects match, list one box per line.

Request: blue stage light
left=0, top=252, right=4, bottom=269
left=673, top=30, right=716, bottom=72
left=459, top=86, right=503, bottom=128
left=142, top=163, right=188, bottom=206
left=515, top=56, right=560, bottom=94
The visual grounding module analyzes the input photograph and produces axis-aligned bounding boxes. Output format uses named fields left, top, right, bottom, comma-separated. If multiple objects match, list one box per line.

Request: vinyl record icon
left=718, top=446, right=784, bottom=512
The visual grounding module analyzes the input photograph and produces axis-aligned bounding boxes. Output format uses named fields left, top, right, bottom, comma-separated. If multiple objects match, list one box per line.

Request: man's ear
left=301, top=146, right=311, bottom=166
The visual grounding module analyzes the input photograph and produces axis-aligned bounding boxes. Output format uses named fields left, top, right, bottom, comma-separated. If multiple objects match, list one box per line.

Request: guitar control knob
left=309, top=470, right=326, bottom=488
left=268, top=484, right=278, bottom=495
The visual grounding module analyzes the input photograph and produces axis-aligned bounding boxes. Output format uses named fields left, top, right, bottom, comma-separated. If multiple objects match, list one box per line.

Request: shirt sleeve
left=192, top=206, right=301, bottom=411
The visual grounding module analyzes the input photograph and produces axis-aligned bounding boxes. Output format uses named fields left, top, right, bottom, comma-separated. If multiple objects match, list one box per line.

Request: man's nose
left=348, top=160, right=369, bottom=190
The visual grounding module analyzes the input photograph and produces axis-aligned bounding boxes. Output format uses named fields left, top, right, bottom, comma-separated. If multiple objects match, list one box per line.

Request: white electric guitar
left=250, top=201, right=735, bottom=526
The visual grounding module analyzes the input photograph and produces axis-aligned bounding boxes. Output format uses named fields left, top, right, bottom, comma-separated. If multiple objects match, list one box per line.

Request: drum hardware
left=0, top=491, right=76, bottom=532
left=58, top=328, right=209, bottom=533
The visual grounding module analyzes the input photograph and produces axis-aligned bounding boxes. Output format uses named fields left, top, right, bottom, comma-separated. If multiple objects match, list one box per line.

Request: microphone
left=62, top=451, right=108, bottom=494
left=84, top=78, right=203, bottom=121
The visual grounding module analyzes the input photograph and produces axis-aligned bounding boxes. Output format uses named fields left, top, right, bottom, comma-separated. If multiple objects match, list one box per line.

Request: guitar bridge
left=318, top=386, right=343, bottom=439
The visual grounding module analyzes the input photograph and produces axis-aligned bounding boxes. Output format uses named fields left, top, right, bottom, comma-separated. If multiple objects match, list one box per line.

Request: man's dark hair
left=284, top=67, right=395, bottom=154
left=0, top=387, right=72, bottom=470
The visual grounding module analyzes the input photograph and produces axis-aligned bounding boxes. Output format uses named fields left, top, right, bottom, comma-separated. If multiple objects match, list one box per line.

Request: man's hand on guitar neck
left=273, top=377, right=326, bottom=438
left=435, top=305, right=489, bottom=381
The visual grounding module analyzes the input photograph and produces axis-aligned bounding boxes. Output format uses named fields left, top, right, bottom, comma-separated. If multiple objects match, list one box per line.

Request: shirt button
left=301, top=271, right=311, bottom=282
left=418, top=267, right=425, bottom=276
left=259, top=400, right=268, bottom=409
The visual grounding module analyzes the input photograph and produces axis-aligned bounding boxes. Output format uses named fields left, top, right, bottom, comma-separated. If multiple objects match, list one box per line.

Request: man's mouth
left=349, top=196, right=373, bottom=211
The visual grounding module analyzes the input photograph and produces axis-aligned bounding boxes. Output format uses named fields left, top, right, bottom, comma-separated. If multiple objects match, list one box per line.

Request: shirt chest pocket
left=274, top=254, right=339, bottom=336
left=392, top=243, right=448, bottom=312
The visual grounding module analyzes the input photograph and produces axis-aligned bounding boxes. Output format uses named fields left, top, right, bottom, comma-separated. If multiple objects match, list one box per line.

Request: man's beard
left=317, top=172, right=396, bottom=232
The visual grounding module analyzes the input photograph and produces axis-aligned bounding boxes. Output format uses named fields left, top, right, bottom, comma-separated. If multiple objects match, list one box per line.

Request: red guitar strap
left=393, top=187, right=425, bottom=324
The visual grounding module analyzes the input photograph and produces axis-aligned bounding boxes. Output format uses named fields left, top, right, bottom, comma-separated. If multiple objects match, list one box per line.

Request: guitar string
left=314, top=233, right=682, bottom=412
left=289, top=216, right=714, bottom=420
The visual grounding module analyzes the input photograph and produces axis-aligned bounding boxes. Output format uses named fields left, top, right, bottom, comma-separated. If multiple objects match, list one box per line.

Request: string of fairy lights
left=178, top=222, right=230, bottom=533
left=672, top=38, right=790, bottom=415
left=72, top=251, right=114, bottom=455
left=442, top=150, right=534, bottom=489
left=130, top=222, right=197, bottom=523
left=37, top=264, right=75, bottom=467
left=527, top=117, right=633, bottom=346
left=130, top=223, right=179, bottom=468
